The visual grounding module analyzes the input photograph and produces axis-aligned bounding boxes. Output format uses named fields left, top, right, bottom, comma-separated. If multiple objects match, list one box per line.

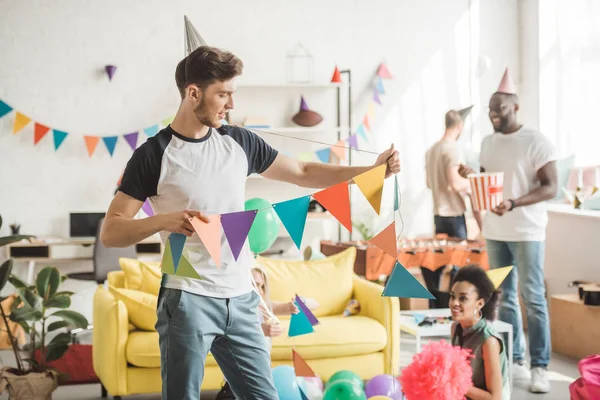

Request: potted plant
left=0, top=215, right=89, bottom=399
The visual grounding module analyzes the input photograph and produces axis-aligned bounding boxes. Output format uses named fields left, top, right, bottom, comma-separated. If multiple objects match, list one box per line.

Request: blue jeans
left=156, top=288, right=277, bottom=399
left=434, top=215, right=467, bottom=240
left=485, top=239, right=551, bottom=367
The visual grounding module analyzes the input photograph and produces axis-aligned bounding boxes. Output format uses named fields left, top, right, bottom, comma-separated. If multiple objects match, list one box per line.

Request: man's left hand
left=374, top=144, right=401, bottom=178
left=492, top=200, right=512, bottom=216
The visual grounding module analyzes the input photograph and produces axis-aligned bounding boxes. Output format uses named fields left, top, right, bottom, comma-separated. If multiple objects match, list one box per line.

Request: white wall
left=0, top=0, right=519, bottom=239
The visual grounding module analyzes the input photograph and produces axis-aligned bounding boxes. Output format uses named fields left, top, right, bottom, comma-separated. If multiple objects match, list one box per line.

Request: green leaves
left=36, top=267, right=60, bottom=300
left=43, top=295, right=71, bottom=309
left=50, top=310, right=88, bottom=329
left=9, top=275, right=31, bottom=290
left=47, top=321, right=69, bottom=332
left=0, top=259, right=13, bottom=292
left=45, top=344, right=69, bottom=363
left=0, top=235, right=34, bottom=247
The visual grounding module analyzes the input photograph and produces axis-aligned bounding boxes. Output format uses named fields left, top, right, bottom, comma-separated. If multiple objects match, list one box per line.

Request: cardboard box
left=550, top=294, right=600, bottom=359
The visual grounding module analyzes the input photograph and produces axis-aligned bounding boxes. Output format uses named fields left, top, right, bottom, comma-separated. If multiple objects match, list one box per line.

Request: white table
left=400, top=308, right=513, bottom=389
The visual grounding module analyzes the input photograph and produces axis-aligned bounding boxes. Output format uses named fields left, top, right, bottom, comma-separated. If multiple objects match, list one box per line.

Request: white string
left=250, top=272, right=280, bottom=324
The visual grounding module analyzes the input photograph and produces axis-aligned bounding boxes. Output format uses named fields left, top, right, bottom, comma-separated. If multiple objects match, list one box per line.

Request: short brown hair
left=445, top=110, right=463, bottom=129
left=175, top=46, right=244, bottom=98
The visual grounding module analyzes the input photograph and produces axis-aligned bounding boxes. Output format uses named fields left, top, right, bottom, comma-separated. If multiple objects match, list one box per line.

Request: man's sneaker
left=215, top=382, right=236, bottom=400
left=530, top=367, right=551, bottom=393
left=512, top=361, right=531, bottom=380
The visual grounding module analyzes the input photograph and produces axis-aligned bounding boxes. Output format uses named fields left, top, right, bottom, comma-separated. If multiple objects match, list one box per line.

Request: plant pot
left=0, top=368, right=58, bottom=400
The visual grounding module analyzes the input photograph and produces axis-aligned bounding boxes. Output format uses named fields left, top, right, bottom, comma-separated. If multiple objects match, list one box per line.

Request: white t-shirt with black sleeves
left=119, top=125, right=278, bottom=298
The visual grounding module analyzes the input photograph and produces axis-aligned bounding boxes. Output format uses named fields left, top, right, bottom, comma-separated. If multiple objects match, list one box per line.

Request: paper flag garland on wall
left=373, top=90, right=382, bottom=105
left=169, top=233, right=187, bottom=272
left=34, top=123, right=50, bottom=145
left=190, top=215, right=222, bottom=267
left=161, top=237, right=202, bottom=279
left=288, top=302, right=315, bottom=337
left=293, top=349, right=317, bottom=377
left=53, top=130, right=68, bottom=150
left=363, top=115, right=372, bottom=132
left=370, top=222, right=397, bottom=258
left=162, top=116, right=174, bottom=126
left=383, top=261, right=435, bottom=299
left=313, top=182, right=352, bottom=232
left=0, top=100, right=12, bottom=119
left=377, top=62, right=394, bottom=79
left=354, top=164, right=386, bottom=215
left=316, top=148, right=331, bottom=163
left=141, top=200, right=154, bottom=217
left=347, top=134, right=358, bottom=149
left=356, top=125, right=368, bottom=141
left=331, top=66, right=342, bottom=83
left=330, top=141, right=346, bottom=161
left=144, top=125, right=159, bottom=137
left=103, top=136, right=118, bottom=156
left=487, top=266, right=513, bottom=289
left=375, top=77, right=386, bottom=95
left=221, top=210, right=257, bottom=261
left=124, top=132, right=138, bottom=150
left=84, top=136, right=100, bottom=157
left=273, top=196, right=311, bottom=249
left=295, top=295, right=319, bottom=326
left=13, top=112, right=31, bottom=134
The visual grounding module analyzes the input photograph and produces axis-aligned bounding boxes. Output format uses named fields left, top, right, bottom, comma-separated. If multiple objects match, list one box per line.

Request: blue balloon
left=272, top=365, right=302, bottom=400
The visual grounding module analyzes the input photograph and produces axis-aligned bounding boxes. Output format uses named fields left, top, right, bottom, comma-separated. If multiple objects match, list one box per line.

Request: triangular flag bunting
left=53, top=130, right=68, bottom=151
left=34, top=123, right=50, bottom=145
left=315, top=148, right=331, bottom=163
left=221, top=210, right=257, bottom=261
left=162, top=116, right=174, bottom=126
left=161, top=239, right=175, bottom=274
left=383, top=261, right=435, bottom=299
left=330, top=141, right=346, bottom=161
left=103, top=136, right=118, bottom=156
left=347, top=134, right=358, bottom=149
left=487, top=266, right=513, bottom=289
left=370, top=222, right=397, bottom=259
left=356, top=125, right=368, bottom=141
left=144, top=125, right=160, bottom=137
left=313, top=182, right=352, bottom=232
left=141, top=200, right=154, bottom=217
left=288, top=304, right=315, bottom=337
left=0, top=100, right=12, bottom=119
left=354, top=164, right=386, bottom=215
left=377, top=62, right=394, bottom=79
left=13, top=112, right=31, bottom=134
left=273, top=196, right=311, bottom=249
left=297, top=152, right=314, bottom=162
left=169, top=233, right=187, bottom=272
left=295, top=294, right=319, bottom=326
left=190, top=215, right=222, bottom=267
left=124, top=132, right=138, bottom=150
left=299, top=388, right=309, bottom=400
left=394, top=175, right=399, bottom=212
left=175, top=255, right=203, bottom=279
left=368, top=103, right=376, bottom=119
left=375, top=77, right=386, bottom=95
left=331, top=66, right=342, bottom=83
left=363, top=115, right=372, bottom=132
left=373, top=90, right=382, bottom=105
left=293, top=349, right=317, bottom=377
left=84, top=136, right=100, bottom=157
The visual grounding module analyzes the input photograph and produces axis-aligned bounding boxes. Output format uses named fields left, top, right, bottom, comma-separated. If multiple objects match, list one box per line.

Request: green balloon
left=327, top=371, right=364, bottom=389
left=323, top=380, right=367, bottom=400
left=244, top=198, right=279, bottom=254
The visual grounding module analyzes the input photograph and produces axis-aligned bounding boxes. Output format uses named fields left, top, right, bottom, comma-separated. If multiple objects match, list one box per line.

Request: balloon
left=364, top=375, right=402, bottom=399
left=272, top=365, right=302, bottom=400
left=327, top=371, right=364, bottom=390
left=297, top=376, right=324, bottom=399
left=367, top=397, right=393, bottom=400
left=245, top=197, right=279, bottom=254
left=323, top=380, right=367, bottom=400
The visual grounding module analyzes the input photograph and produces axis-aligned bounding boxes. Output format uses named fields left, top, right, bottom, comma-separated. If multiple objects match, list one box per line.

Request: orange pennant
left=331, top=66, right=342, bottom=83
left=293, top=349, right=317, bottom=377
left=13, top=112, right=31, bottom=134
left=363, top=114, right=371, bottom=132
left=190, top=215, right=222, bottom=267
left=354, top=164, right=386, bottom=215
left=370, top=222, right=397, bottom=258
left=34, top=123, right=50, bottom=145
left=84, top=136, right=100, bottom=157
left=330, top=140, right=346, bottom=161
left=313, top=181, right=352, bottom=232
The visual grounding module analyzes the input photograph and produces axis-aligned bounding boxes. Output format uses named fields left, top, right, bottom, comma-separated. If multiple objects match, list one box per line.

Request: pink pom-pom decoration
left=399, top=340, right=473, bottom=400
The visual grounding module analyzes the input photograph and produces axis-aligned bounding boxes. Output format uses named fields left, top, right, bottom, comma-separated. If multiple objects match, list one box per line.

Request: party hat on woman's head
left=184, top=15, right=207, bottom=56
left=496, top=67, right=517, bottom=94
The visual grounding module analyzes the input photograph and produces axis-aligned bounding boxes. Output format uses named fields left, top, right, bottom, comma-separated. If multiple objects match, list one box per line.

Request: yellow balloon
left=368, top=397, right=393, bottom=400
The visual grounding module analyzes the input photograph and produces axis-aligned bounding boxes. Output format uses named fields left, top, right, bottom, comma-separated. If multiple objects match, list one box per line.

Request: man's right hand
left=458, top=164, right=476, bottom=178
left=158, top=210, right=209, bottom=236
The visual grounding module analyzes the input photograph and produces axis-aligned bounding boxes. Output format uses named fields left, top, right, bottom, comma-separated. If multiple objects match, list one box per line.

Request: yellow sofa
left=93, top=247, right=399, bottom=398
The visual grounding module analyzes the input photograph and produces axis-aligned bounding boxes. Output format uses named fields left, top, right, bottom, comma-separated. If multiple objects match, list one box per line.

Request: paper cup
left=468, top=172, right=504, bottom=211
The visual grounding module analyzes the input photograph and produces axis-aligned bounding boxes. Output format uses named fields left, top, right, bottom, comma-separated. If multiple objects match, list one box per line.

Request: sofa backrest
left=257, top=247, right=356, bottom=317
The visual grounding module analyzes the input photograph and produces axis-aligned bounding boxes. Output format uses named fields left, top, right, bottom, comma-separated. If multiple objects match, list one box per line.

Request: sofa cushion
left=108, top=287, right=157, bottom=331
left=139, top=261, right=161, bottom=296
left=271, top=315, right=387, bottom=360
left=119, top=258, right=160, bottom=291
left=257, top=247, right=356, bottom=317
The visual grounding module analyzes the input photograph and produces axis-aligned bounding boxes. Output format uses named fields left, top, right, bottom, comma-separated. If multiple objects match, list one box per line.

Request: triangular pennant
left=315, top=148, right=331, bottom=163
left=162, top=116, right=174, bottom=126
left=368, top=103, right=376, bottom=119
left=141, top=200, right=154, bottom=217
left=295, top=295, right=319, bottom=326
left=313, top=182, right=352, bottom=232
left=53, top=130, right=68, bottom=151
left=369, top=222, right=397, bottom=258
left=299, top=388, right=309, bottom=400
left=347, top=134, right=358, bottom=149
left=84, top=136, right=100, bottom=157
left=394, top=175, right=399, bottom=212
left=330, top=141, right=346, bottom=161
left=273, top=196, right=311, bottom=249
left=124, top=132, right=138, bottom=150
left=169, top=233, right=187, bottom=272
left=331, top=66, right=342, bottom=83
left=377, top=62, right=394, bottom=79
left=375, top=77, right=386, bottom=95
left=487, top=266, right=513, bottom=289
left=356, top=125, right=368, bottom=141
left=293, top=349, right=317, bottom=377
left=363, top=114, right=372, bottom=132
left=161, top=239, right=175, bottom=274
left=13, top=112, right=31, bottom=134
left=175, top=255, right=203, bottom=279
left=297, top=152, right=314, bottom=162
left=0, top=100, right=12, bottom=119
left=382, top=261, right=435, bottom=299
left=221, top=210, right=257, bottom=261
left=354, top=164, right=386, bottom=215
left=144, top=125, right=160, bottom=137
left=288, top=305, right=315, bottom=337
left=34, top=123, right=50, bottom=145
left=103, top=136, right=118, bottom=156
left=373, top=90, right=382, bottom=105
left=190, top=215, right=222, bottom=267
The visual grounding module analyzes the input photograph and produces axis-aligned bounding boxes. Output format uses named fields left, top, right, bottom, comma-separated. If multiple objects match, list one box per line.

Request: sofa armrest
left=93, top=286, right=130, bottom=396
left=352, top=275, right=400, bottom=376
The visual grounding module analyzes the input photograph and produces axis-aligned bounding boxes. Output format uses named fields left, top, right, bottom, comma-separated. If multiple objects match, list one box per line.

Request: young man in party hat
left=100, top=17, right=401, bottom=400
left=459, top=67, right=557, bottom=393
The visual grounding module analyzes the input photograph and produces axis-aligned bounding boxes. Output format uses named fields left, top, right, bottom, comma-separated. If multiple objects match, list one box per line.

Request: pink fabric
left=570, top=354, right=600, bottom=400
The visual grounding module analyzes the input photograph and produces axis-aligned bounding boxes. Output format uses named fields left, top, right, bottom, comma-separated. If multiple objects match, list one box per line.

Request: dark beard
left=193, top=97, right=217, bottom=128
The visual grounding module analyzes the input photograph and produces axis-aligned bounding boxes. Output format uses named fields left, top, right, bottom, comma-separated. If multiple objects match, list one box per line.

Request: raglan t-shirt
left=118, top=125, right=278, bottom=298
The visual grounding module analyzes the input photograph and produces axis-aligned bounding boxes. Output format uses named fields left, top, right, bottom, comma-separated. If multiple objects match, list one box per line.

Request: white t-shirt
left=480, top=126, right=557, bottom=242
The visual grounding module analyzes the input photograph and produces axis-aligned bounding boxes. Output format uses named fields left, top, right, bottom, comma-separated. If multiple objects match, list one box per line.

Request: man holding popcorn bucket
left=459, top=68, right=558, bottom=394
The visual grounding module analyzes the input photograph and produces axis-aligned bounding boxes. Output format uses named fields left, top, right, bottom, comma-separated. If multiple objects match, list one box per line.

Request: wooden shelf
left=246, top=126, right=341, bottom=134
left=237, top=83, right=340, bottom=89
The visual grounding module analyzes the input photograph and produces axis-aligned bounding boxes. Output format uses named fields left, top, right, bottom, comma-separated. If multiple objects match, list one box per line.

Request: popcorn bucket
left=468, top=172, right=504, bottom=211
